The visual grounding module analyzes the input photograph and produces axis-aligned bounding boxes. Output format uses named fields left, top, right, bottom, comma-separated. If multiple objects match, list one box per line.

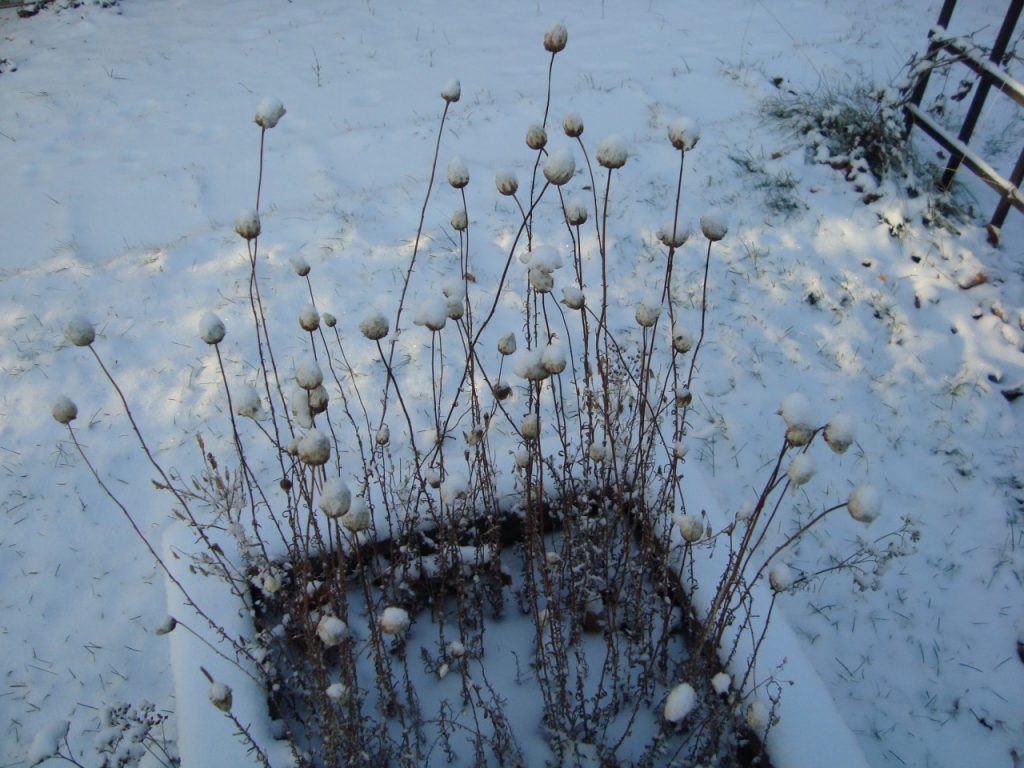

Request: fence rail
left=904, top=0, right=1024, bottom=237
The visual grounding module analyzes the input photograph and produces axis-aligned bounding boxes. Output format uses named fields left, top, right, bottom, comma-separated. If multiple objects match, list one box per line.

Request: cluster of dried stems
left=52, top=22, right=890, bottom=768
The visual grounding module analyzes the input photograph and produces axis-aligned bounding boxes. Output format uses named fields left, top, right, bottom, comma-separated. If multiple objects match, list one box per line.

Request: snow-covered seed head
left=199, top=312, right=226, bottom=345
left=326, top=682, right=349, bottom=703
left=447, top=157, right=470, bottom=189
left=848, top=485, right=881, bottom=524
left=657, top=222, right=690, bottom=248
left=673, top=441, right=688, bottom=460
left=711, top=672, right=731, bottom=695
left=342, top=497, right=371, bottom=533
left=254, top=97, right=286, bottom=129
left=675, top=513, right=703, bottom=543
left=563, top=199, right=588, bottom=226
left=497, top=332, right=517, bottom=356
left=562, top=111, right=584, bottom=138
left=298, top=430, right=331, bottom=466
left=445, top=295, right=465, bottom=321
left=65, top=314, right=95, bottom=347
left=299, top=303, right=320, bottom=332
left=543, top=147, right=576, bottom=186
left=521, top=413, right=540, bottom=440
left=514, top=449, right=530, bottom=469
left=441, top=78, right=461, bottom=103
left=322, top=312, right=337, bottom=328
left=780, top=392, right=815, bottom=447
left=295, top=357, right=323, bottom=390
left=672, top=328, right=693, bottom=354
left=52, top=395, right=78, bottom=425
left=359, top=311, right=389, bottom=341
left=320, top=478, right=352, bottom=518
left=209, top=682, right=233, bottom=712
left=769, top=562, right=795, bottom=593
left=235, top=386, right=263, bottom=419
left=664, top=682, right=696, bottom=723
left=424, top=468, right=441, bottom=488
left=375, top=425, right=390, bottom=446
left=676, top=387, right=693, bottom=408
left=290, top=255, right=311, bottom=277
left=440, top=474, right=469, bottom=505
left=543, top=21, right=568, bottom=53
left=525, top=123, right=548, bottom=151
left=529, top=266, right=554, bottom=293
left=447, top=639, right=466, bottom=658
left=786, top=453, right=815, bottom=486
left=413, top=296, right=448, bottom=332
left=597, top=135, right=628, bottom=169
left=635, top=302, right=661, bottom=328
left=234, top=208, right=261, bottom=240
left=700, top=211, right=729, bottom=242
left=561, top=285, right=585, bottom=310
left=541, top=342, right=567, bottom=375
left=316, top=614, right=348, bottom=647
left=261, top=573, right=280, bottom=595
left=379, top=606, right=410, bottom=635
left=824, top=413, right=855, bottom=454
left=451, top=208, right=468, bottom=231
left=492, top=380, right=512, bottom=401
left=745, top=701, right=770, bottom=732
left=495, top=169, right=519, bottom=196
left=308, top=384, right=329, bottom=415
left=667, top=117, right=700, bottom=151
left=588, top=442, right=606, bottom=462
left=513, top=348, right=549, bottom=381
left=154, top=615, right=177, bottom=635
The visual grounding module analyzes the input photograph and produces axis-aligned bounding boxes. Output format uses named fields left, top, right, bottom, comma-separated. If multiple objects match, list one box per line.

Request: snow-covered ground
left=2, top=1, right=1022, bottom=766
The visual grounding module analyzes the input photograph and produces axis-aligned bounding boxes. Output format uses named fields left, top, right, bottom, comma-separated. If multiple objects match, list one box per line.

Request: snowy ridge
left=677, top=464, right=871, bottom=768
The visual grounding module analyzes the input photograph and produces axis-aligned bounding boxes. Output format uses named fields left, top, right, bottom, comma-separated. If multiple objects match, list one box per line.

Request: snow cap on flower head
left=254, top=97, right=286, bottom=129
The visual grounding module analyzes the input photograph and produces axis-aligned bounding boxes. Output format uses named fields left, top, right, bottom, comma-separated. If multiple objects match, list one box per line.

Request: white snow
left=298, top=302, right=320, bottom=332
left=699, top=210, right=728, bottom=241
left=64, top=314, right=95, bottom=347
left=316, top=615, right=348, bottom=647
left=440, top=78, right=461, bottom=103
left=51, top=395, right=77, bottom=425
left=359, top=311, right=389, bottom=341
left=254, top=97, right=286, bottom=130
left=6, top=2, right=1023, bottom=768
left=319, top=478, right=352, bottom=519
left=233, top=208, right=261, bottom=240
left=786, top=452, right=815, bottom=486
left=667, top=117, right=700, bottom=151
left=294, top=356, right=323, bottom=390
left=596, top=134, right=628, bottom=169
left=413, top=296, right=448, bottom=332
left=562, top=111, right=583, bottom=138
left=663, top=682, right=696, bottom=723
left=378, top=606, right=411, bottom=635
left=28, top=720, right=69, bottom=765
left=297, top=429, right=331, bottom=466
left=542, top=147, right=576, bottom=186
left=446, top=157, right=469, bottom=189
left=847, top=485, right=881, bottom=524
left=198, top=311, right=226, bottom=345
left=495, top=169, right=519, bottom=196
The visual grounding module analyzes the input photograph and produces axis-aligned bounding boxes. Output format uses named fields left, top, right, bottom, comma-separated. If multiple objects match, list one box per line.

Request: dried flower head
left=597, top=135, right=628, bottom=169
left=769, top=562, right=795, bottom=593
left=667, top=117, right=700, bottom=151
left=298, top=429, right=331, bottom=466
left=316, top=614, right=348, bottom=647
left=254, top=97, right=286, bottom=129
left=635, top=302, right=661, bottom=328
left=295, top=357, right=323, bottom=390
left=379, top=606, right=410, bottom=635
left=521, top=413, right=540, bottom=439
left=700, top=211, right=729, bottom=242
left=495, top=169, right=519, bottom=196
left=290, top=255, right=311, bottom=277
left=848, top=485, right=881, bottom=523
left=824, top=413, right=855, bottom=454
left=342, top=497, right=371, bottom=532
left=672, top=328, right=693, bottom=354
left=298, top=304, right=320, bottom=332
left=562, top=111, right=584, bottom=138
left=52, top=395, right=78, bottom=425
left=234, top=208, right=261, bottom=240
left=675, top=513, right=703, bottom=543
left=441, top=78, right=461, bottom=103
left=560, top=285, right=585, bottom=310
left=543, top=21, right=568, bottom=53
left=525, top=123, right=548, bottom=151
left=447, top=157, right=470, bottom=189
left=322, top=312, right=336, bottom=328
left=450, top=208, right=468, bottom=231
left=564, top=199, right=588, bottom=226
left=786, top=453, right=815, bottom=486
left=359, top=311, right=389, bottom=341
left=657, top=222, right=690, bottom=248
left=543, top=147, right=576, bottom=186
left=209, top=682, right=233, bottom=712
left=497, top=332, right=517, bottom=356
left=780, top=392, right=815, bottom=447
left=65, top=315, right=95, bottom=347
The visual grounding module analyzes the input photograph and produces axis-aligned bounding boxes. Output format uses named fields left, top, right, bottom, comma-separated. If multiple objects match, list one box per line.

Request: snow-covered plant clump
left=50, top=22, right=897, bottom=768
